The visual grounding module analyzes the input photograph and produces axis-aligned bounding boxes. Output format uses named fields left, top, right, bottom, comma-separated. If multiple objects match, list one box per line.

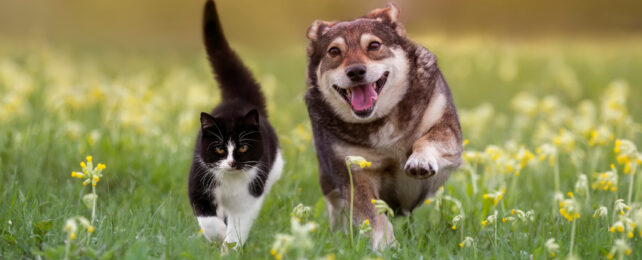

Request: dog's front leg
left=342, top=170, right=395, bottom=250
left=405, top=123, right=462, bottom=179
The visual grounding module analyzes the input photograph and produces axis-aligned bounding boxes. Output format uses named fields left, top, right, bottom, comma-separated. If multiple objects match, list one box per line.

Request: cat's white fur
left=198, top=146, right=284, bottom=247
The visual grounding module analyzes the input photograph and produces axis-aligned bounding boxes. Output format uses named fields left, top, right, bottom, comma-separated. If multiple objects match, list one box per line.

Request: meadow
left=1, top=36, right=641, bottom=259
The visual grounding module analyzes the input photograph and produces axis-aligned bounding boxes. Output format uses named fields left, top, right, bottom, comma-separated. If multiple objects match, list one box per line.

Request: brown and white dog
left=304, top=3, right=463, bottom=249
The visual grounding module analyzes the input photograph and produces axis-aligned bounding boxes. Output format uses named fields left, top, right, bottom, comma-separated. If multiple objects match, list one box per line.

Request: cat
left=188, top=0, right=283, bottom=247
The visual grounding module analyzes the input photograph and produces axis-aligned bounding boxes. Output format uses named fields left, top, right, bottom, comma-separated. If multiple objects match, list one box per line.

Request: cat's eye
left=328, top=47, right=341, bottom=57
left=368, top=41, right=381, bottom=51
left=215, top=147, right=225, bottom=154
left=238, top=145, right=248, bottom=153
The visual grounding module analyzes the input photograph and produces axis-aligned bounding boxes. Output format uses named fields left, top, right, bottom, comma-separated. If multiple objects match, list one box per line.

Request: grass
left=1, top=36, right=641, bottom=259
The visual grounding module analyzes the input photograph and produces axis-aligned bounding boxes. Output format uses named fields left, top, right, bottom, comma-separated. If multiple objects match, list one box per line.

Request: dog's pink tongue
left=350, top=83, right=378, bottom=111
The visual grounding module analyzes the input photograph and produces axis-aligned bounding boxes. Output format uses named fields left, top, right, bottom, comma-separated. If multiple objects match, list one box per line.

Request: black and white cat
left=188, top=0, right=283, bottom=247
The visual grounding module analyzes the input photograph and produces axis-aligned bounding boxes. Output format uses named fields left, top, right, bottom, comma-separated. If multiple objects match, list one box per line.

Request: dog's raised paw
left=404, top=154, right=438, bottom=179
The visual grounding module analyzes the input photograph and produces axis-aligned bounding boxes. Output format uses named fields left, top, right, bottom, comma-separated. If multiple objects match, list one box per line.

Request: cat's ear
left=200, top=112, right=218, bottom=129
left=242, top=109, right=259, bottom=127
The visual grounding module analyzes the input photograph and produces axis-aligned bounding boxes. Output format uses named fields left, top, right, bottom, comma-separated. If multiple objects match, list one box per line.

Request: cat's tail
left=202, top=0, right=267, bottom=116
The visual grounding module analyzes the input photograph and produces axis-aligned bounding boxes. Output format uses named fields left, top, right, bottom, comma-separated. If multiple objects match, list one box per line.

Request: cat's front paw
left=404, top=151, right=439, bottom=179
left=197, top=216, right=227, bottom=242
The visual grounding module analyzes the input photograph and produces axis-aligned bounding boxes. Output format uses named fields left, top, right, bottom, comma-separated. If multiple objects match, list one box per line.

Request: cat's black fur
left=188, top=0, right=279, bottom=218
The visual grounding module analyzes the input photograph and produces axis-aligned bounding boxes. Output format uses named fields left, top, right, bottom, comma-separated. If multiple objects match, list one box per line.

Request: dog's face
left=307, top=4, right=410, bottom=122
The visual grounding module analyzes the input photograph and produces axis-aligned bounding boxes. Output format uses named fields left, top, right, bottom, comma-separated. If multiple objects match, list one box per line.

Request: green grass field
left=1, top=36, right=642, bottom=259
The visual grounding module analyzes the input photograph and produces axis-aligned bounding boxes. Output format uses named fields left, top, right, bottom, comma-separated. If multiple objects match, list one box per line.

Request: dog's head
left=306, top=3, right=410, bottom=122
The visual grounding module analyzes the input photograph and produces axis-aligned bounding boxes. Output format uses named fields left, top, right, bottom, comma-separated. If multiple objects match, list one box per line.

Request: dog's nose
left=345, top=65, right=366, bottom=82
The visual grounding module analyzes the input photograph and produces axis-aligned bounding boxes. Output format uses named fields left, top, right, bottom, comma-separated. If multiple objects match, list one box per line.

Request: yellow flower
left=567, top=192, right=574, bottom=198
left=424, top=199, right=432, bottom=205
left=86, top=155, right=92, bottom=163
left=97, top=163, right=106, bottom=170
left=364, top=219, right=369, bottom=225
left=451, top=225, right=456, bottom=230
left=69, top=232, right=76, bottom=240
left=275, top=253, right=282, bottom=260
left=371, top=199, right=376, bottom=204
left=270, top=249, right=276, bottom=256
left=482, top=220, right=488, bottom=226
left=464, top=139, right=469, bottom=145
left=627, top=232, right=633, bottom=238
left=459, top=243, right=464, bottom=247
left=80, top=161, right=86, bottom=169
left=93, top=176, right=99, bottom=182
left=87, top=226, right=95, bottom=233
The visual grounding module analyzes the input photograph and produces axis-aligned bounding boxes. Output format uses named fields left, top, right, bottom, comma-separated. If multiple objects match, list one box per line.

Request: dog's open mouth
left=333, top=71, right=389, bottom=117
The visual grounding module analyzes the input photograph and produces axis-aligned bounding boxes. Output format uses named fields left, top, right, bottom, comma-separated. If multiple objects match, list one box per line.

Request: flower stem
left=627, top=163, right=636, bottom=205
left=64, top=239, right=71, bottom=260
left=88, top=185, right=97, bottom=246
left=554, top=157, right=560, bottom=193
left=346, top=161, right=355, bottom=248
left=91, top=185, right=97, bottom=224
left=569, top=219, right=576, bottom=256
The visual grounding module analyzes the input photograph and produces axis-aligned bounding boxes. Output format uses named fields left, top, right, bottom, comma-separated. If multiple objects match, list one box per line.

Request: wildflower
left=459, top=236, right=474, bottom=248
left=593, top=206, right=608, bottom=218
left=544, top=238, right=559, bottom=257
left=483, top=188, right=505, bottom=206
left=371, top=199, right=394, bottom=218
left=610, top=215, right=635, bottom=235
left=613, top=199, right=630, bottom=216
left=359, top=219, right=372, bottom=235
left=511, top=208, right=535, bottom=223
left=515, top=147, right=535, bottom=169
left=574, top=174, right=589, bottom=197
left=463, top=151, right=483, bottom=164
left=271, top=215, right=317, bottom=259
left=536, top=143, right=558, bottom=166
left=607, top=239, right=632, bottom=259
left=553, top=128, right=575, bottom=153
left=614, top=139, right=639, bottom=175
left=481, top=212, right=497, bottom=227
left=559, top=193, right=580, bottom=222
left=452, top=215, right=463, bottom=230
left=346, top=156, right=372, bottom=169
left=291, top=203, right=311, bottom=222
left=592, top=166, right=618, bottom=192
left=510, top=92, right=538, bottom=117
left=601, top=80, right=629, bottom=125
left=588, top=125, right=613, bottom=147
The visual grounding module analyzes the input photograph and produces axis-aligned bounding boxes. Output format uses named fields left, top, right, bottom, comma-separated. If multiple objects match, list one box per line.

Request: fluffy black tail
left=203, top=0, right=267, bottom=116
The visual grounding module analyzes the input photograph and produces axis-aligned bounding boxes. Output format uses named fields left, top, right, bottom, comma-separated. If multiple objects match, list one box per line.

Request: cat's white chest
left=214, top=168, right=258, bottom=213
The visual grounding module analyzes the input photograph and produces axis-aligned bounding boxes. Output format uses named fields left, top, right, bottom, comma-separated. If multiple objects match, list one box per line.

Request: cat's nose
left=228, top=161, right=236, bottom=167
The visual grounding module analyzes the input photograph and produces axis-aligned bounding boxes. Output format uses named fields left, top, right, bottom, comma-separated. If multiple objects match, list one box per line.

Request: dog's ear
left=306, top=20, right=336, bottom=41
left=365, top=3, right=405, bottom=37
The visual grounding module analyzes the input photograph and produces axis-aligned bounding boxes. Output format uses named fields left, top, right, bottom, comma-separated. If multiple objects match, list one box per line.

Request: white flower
left=544, top=238, right=559, bottom=257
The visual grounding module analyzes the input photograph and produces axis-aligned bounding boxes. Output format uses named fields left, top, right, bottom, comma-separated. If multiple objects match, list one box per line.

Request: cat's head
left=198, top=109, right=262, bottom=172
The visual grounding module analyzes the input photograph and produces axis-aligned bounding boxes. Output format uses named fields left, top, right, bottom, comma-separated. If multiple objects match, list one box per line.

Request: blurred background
left=2, top=0, right=642, bottom=50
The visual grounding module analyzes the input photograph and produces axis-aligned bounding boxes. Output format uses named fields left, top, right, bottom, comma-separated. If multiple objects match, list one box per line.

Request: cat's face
left=199, top=110, right=262, bottom=172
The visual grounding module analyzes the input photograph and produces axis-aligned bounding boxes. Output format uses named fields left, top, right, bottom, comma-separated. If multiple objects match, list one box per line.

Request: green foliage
left=0, top=37, right=641, bottom=259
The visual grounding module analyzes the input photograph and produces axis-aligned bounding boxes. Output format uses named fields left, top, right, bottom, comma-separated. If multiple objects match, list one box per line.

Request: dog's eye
left=328, top=47, right=341, bottom=57
left=368, top=41, right=381, bottom=51
left=238, top=145, right=248, bottom=153
left=215, top=147, right=225, bottom=155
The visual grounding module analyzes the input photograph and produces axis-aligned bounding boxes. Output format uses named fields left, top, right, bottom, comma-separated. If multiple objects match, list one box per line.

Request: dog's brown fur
left=305, top=4, right=463, bottom=248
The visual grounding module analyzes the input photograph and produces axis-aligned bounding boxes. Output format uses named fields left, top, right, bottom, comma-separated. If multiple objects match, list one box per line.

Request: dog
left=304, top=3, right=463, bottom=249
